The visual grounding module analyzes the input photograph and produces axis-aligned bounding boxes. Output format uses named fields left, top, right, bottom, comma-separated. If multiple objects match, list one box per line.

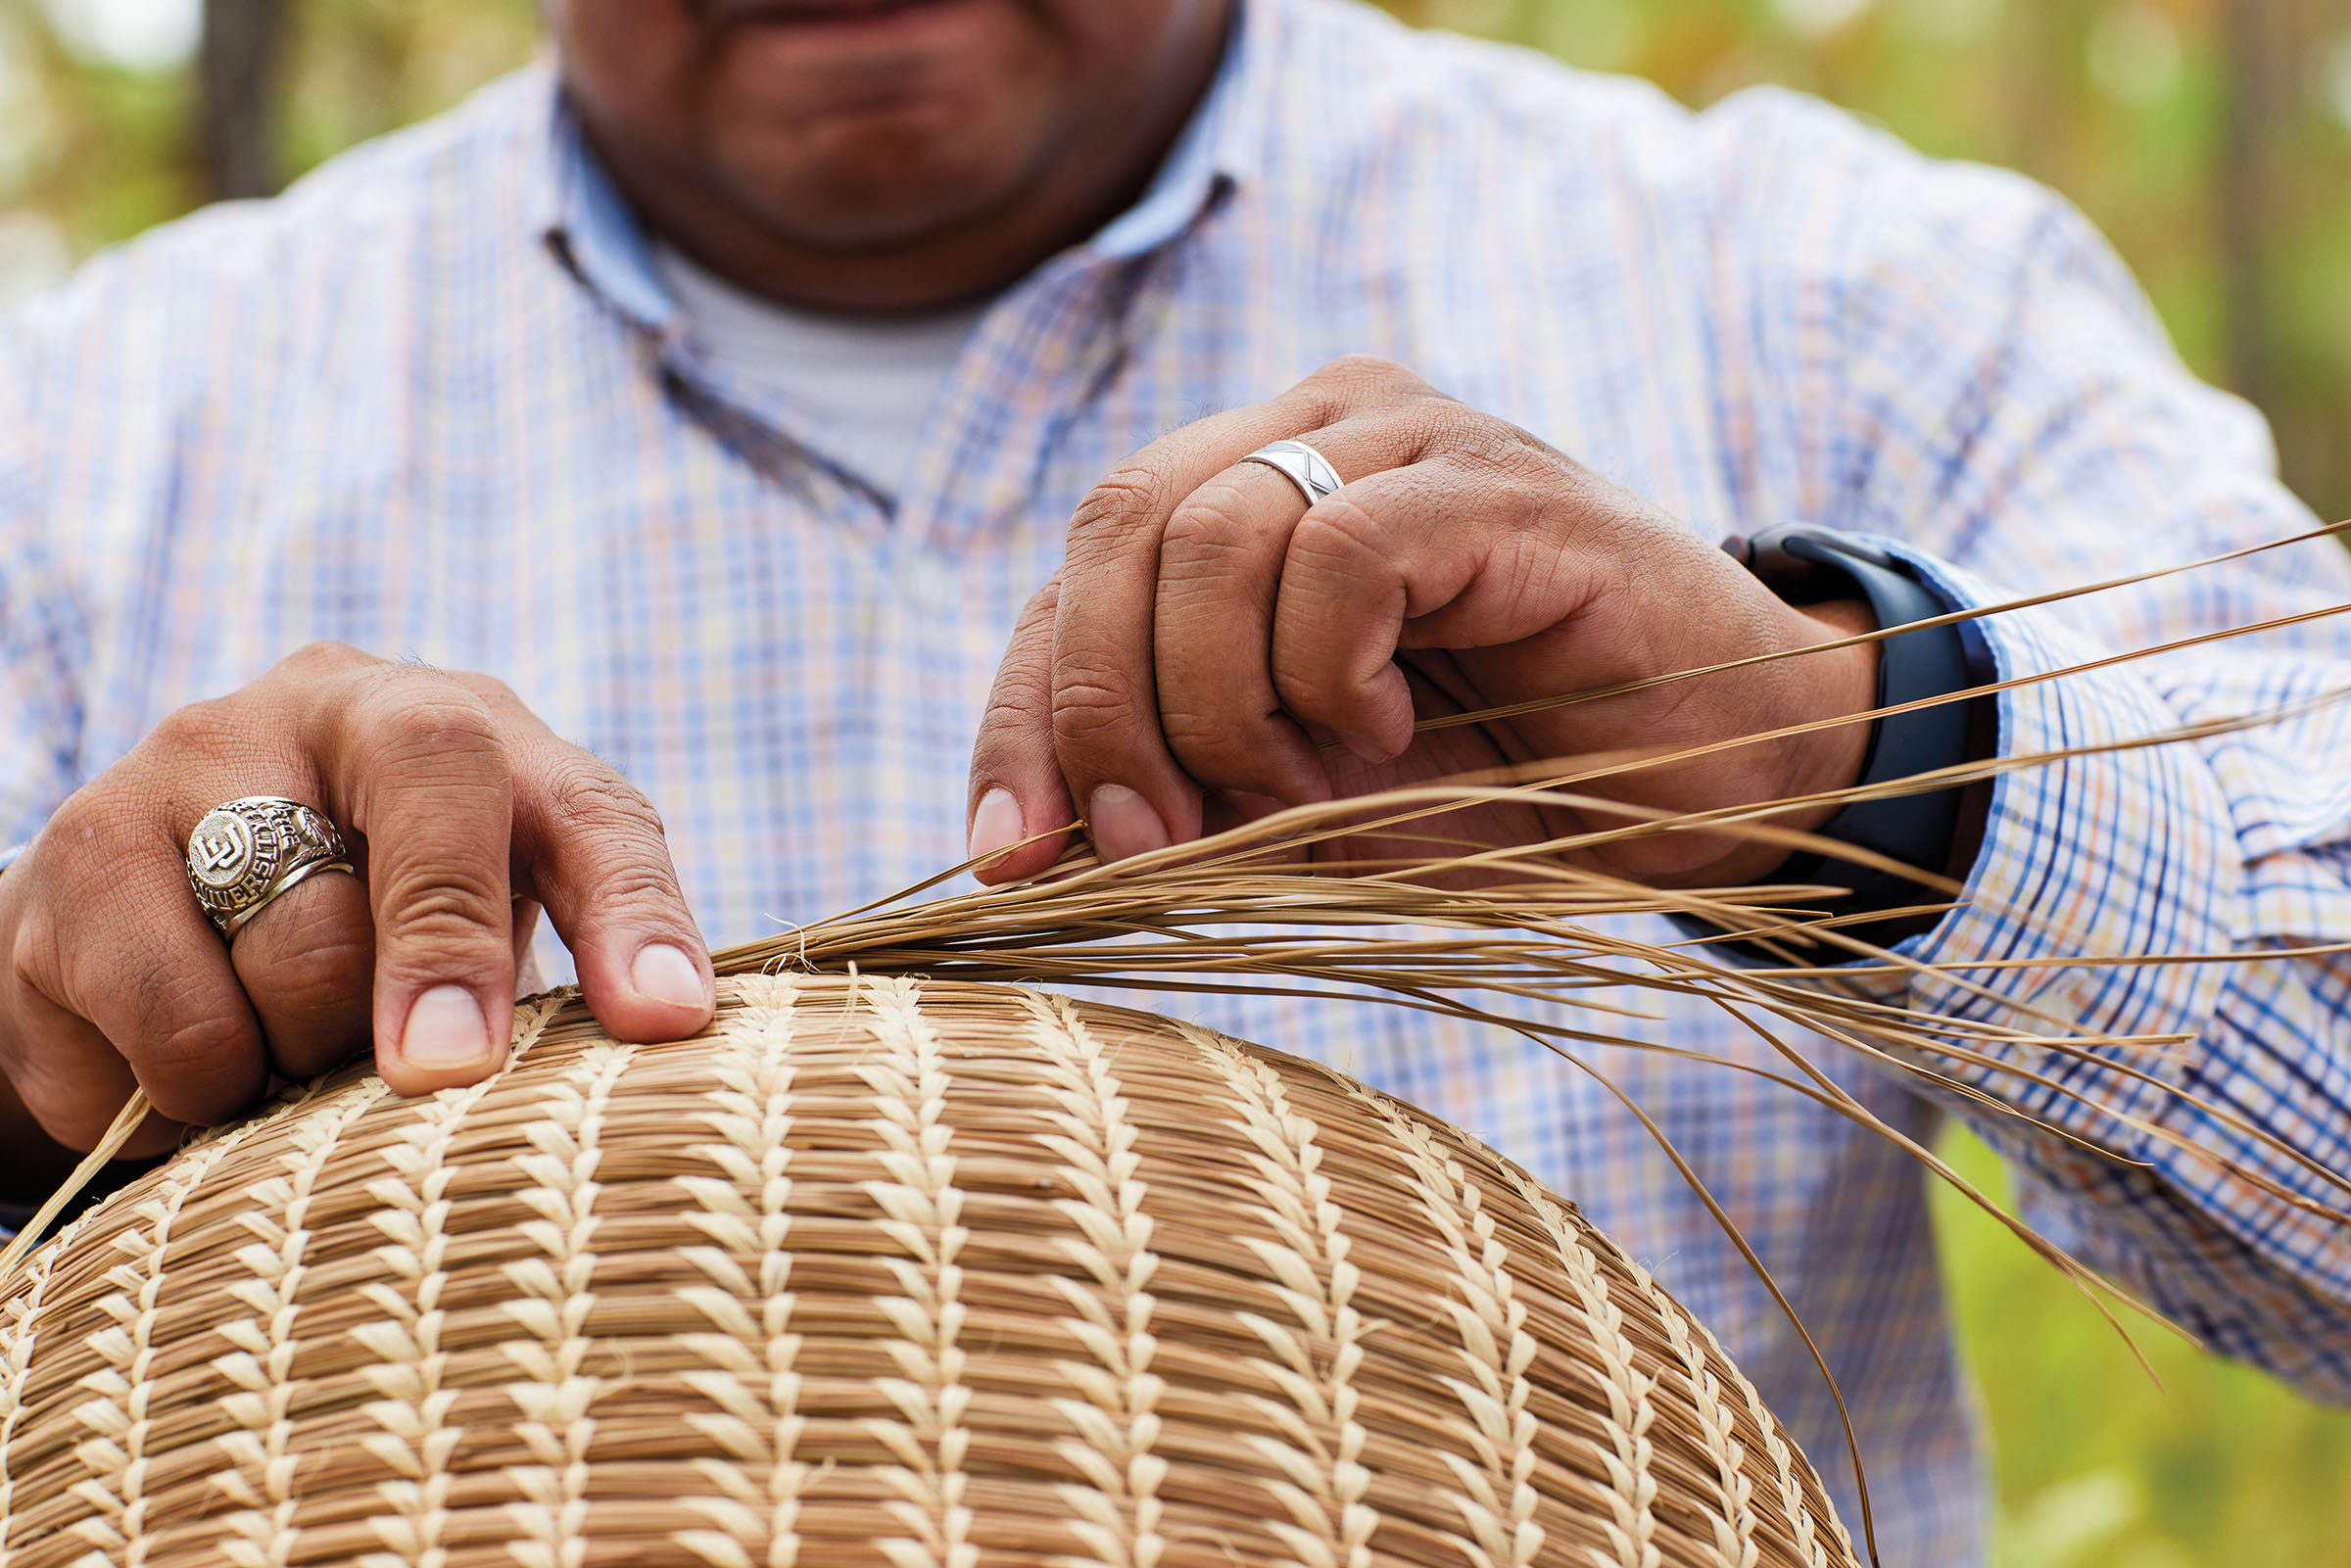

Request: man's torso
left=1, top=4, right=2005, bottom=1555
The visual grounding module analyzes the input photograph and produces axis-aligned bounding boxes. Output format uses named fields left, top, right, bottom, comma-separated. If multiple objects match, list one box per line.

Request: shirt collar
left=1086, top=0, right=1266, bottom=261
left=530, top=0, right=1272, bottom=331
left=531, top=88, right=680, bottom=336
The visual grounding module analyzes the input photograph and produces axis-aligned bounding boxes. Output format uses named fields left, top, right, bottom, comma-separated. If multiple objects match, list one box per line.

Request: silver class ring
left=1238, top=438, right=1345, bottom=506
left=186, top=796, right=355, bottom=939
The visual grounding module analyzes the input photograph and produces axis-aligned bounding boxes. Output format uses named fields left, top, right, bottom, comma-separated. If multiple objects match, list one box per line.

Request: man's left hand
left=967, top=356, right=1881, bottom=887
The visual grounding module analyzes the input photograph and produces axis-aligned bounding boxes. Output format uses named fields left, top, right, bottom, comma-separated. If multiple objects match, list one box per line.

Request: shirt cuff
left=1884, top=542, right=2238, bottom=1150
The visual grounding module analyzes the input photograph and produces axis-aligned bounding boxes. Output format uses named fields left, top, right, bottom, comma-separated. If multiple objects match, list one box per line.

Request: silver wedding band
left=186, top=796, right=355, bottom=939
left=1239, top=439, right=1344, bottom=506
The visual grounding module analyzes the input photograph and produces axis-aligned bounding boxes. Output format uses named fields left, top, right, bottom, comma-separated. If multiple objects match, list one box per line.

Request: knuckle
left=34, top=781, right=120, bottom=856
left=273, top=640, right=371, bottom=681
left=1160, top=707, right=1255, bottom=776
left=133, top=1011, right=261, bottom=1121
left=1289, top=499, right=1381, bottom=565
left=1016, top=574, right=1063, bottom=627
left=1309, top=353, right=1423, bottom=407
left=1069, top=464, right=1169, bottom=541
left=141, top=696, right=238, bottom=762
left=1050, top=657, right=1144, bottom=749
left=375, top=864, right=510, bottom=952
left=7, top=904, right=57, bottom=1002
left=1318, top=352, right=1409, bottom=383
left=1161, top=483, right=1262, bottom=558
left=1271, top=655, right=1344, bottom=718
left=1445, top=414, right=1543, bottom=478
left=248, top=928, right=373, bottom=1024
left=138, top=1007, right=248, bottom=1082
left=25, top=784, right=160, bottom=902
left=982, top=674, right=1052, bottom=732
left=448, top=668, right=528, bottom=714
left=988, top=586, right=1063, bottom=690
left=8, top=1073, right=118, bottom=1152
left=586, top=862, right=687, bottom=915
left=1484, top=529, right=1570, bottom=614
left=348, top=679, right=509, bottom=791
left=241, top=902, right=373, bottom=1024
left=14, top=1087, right=99, bottom=1152
left=538, top=751, right=667, bottom=841
left=1270, top=642, right=1367, bottom=722
left=1418, top=401, right=1492, bottom=455
left=379, top=688, right=502, bottom=756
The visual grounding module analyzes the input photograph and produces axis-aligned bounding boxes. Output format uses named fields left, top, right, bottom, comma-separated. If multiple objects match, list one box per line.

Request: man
left=3, top=1, right=2348, bottom=1559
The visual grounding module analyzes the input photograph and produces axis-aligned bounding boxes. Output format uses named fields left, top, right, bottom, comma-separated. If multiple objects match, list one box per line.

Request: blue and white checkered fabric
left=6, top=2, right=2350, bottom=1558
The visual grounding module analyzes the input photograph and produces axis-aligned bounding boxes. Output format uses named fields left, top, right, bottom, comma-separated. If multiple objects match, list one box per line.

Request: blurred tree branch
left=2219, top=0, right=2276, bottom=409
left=197, top=0, right=288, bottom=200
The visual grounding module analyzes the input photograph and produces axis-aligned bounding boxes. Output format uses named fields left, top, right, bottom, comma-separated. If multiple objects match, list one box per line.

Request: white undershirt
left=653, top=242, right=988, bottom=499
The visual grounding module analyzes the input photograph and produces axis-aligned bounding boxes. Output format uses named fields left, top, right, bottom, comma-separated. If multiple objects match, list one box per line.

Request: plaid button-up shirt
left=7, top=3, right=2351, bottom=1560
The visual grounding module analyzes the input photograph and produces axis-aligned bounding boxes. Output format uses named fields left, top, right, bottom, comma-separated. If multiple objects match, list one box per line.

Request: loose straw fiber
left=0, top=974, right=1854, bottom=1568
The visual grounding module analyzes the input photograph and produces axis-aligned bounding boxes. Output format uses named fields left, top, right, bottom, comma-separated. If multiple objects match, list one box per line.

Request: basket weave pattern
left=0, top=975, right=1856, bottom=1568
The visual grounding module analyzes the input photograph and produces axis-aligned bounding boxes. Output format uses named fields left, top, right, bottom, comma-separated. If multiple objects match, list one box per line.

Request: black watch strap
left=1688, top=524, right=1978, bottom=958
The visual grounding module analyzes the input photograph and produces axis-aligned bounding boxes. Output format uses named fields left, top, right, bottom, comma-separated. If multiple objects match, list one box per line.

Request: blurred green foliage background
left=1391, top=0, right=2351, bottom=536
left=2, top=0, right=2348, bottom=1561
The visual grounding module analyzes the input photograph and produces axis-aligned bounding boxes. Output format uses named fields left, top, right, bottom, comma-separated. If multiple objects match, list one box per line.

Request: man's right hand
left=0, top=642, right=714, bottom=1162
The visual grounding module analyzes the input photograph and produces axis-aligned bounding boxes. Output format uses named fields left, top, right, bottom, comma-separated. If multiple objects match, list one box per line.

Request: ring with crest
left=185, top=796, right=355, bottom=939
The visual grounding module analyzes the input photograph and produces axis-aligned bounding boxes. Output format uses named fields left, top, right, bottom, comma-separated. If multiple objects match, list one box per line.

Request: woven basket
left=0, top=974, right=1858, bottom=1568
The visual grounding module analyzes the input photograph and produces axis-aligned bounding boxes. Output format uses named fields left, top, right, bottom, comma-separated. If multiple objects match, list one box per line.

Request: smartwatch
left=1699, top=524, right=1979, bottom=954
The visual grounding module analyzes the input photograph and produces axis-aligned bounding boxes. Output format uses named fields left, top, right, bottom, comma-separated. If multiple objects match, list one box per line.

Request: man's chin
left=702, top=100, right=1050, bottom=257
left=725, top=168, right=1032, bottom=258
left=706, top=0, right=1009, bottom=98
left=704, top=0, right=979, bottom=29
left=728, top=208, right=981, bottom=260
left=694, top=0, right=1052, bottom=246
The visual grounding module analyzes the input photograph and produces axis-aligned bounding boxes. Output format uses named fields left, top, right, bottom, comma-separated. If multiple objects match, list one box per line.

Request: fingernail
left=630, top=941, right=710, bottom=1011
left=968, top=787, right=1024, bottom=866
left=400, top=985, right=494, bottom=1069
left=1088, top=784, right=1171, bottom=862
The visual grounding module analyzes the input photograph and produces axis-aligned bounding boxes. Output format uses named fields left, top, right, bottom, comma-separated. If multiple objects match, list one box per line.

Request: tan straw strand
left=0, top=1089, right=153, bottom=1285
